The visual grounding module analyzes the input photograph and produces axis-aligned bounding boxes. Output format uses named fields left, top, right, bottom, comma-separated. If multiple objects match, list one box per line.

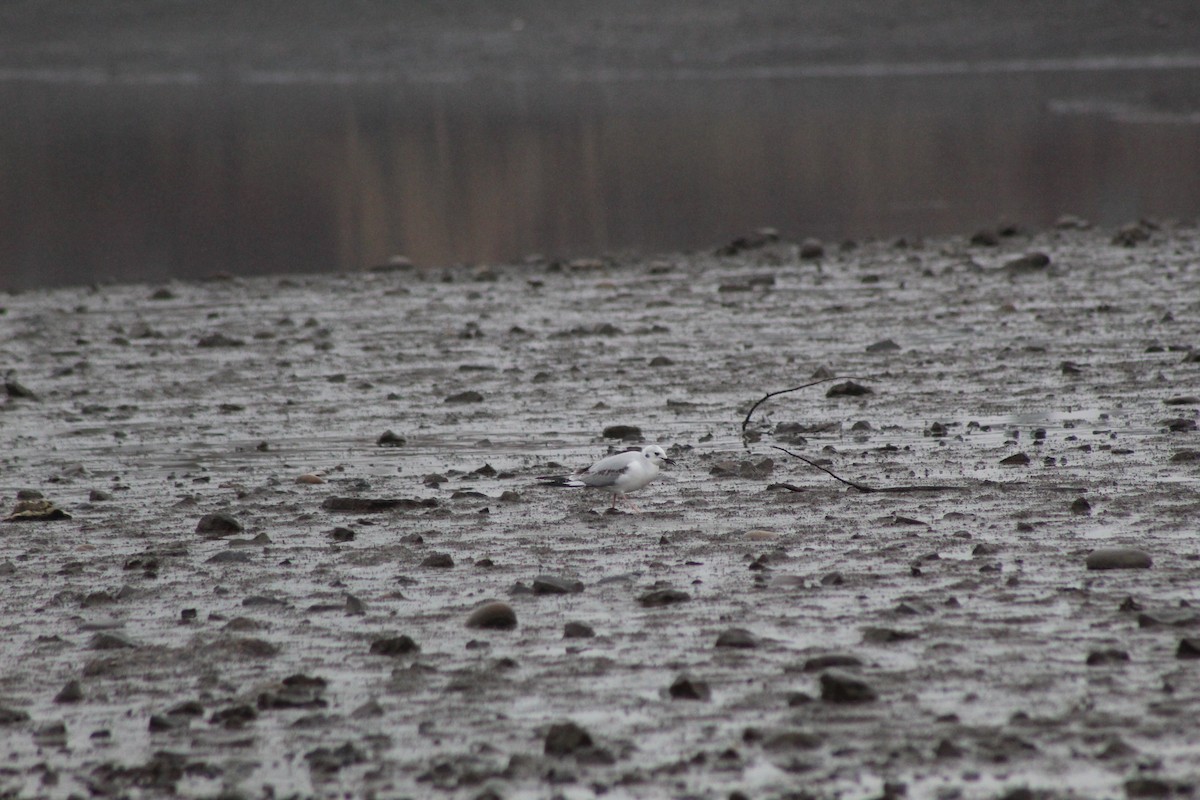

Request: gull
left=538, top=445, right=676, bottom=511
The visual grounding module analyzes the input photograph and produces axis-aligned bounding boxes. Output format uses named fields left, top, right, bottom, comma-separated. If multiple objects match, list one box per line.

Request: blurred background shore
left=2, top=1, right=1198, bottom=289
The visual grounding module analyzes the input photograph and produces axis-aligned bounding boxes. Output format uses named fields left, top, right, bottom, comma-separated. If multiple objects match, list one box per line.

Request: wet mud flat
left=1, top=222, right=1200, bottom=799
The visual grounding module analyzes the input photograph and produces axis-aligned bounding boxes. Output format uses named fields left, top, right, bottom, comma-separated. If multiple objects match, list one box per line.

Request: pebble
left=206, top=551, right=253, bottom=565
left=820, top=670, right=877, bottom=703
left=602, top=424, right=643, bottom=441
left=1002, top=251, right=1051, bottom=273
left=799, top=238, right=824, bottom=259
left=89, top=632, right=136, bottom=650
left=196, top=332, right=245, bottom=348
left=714, top=628, right=757, bottom=649
left=1086, top=649, right=1131, bottom=666
left=195, top=512, right=244, bottom=537
left=861, top=627, right=918, bottom=644
left=532, top=575, right=584, bottom=595
left=421, top=553, right=454, bottom=568
left=54, top=680, right=83, bottom=704
left=444, top=390, right=483, bottom=404
left=369, top=635, right=419, bottom=656
left=563, top=622, right=595, bottom=639
left=825, top=380, right=874, bottom=397
left=1000, top=452, right=1031, bottom=466
left=1071, top=497, right=1092, bottom=515
left=0, top=707, right=31, bottom=725
left=637, top=588, right=691, bottom=607
left=763, top=730, right=821, bottom=750
left=800, top=654, right=863, bottom=672
left=305, top=742, right=366, bottom=774
left=322, top=496, right=438, bottom=512
left=668, top=674, right=711, bottom=701
left=328, top=527, right=355, bottom=542
left=1176, top=638, right=1200, bottom=659
left=544, top=721, right=593, bottom=756
left=865, top=338, right=901, bottom=353
left=466, top=601, right=517, bottom=630
left=376, top=430, right=406, bottom=447
left=1136, top=610, right=1196, bottom=628
left=1085, top=548, right=1152, bottom=571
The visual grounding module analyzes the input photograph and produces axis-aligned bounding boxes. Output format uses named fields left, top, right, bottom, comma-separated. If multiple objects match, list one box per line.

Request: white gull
left=537, top=445, right=675, bottom=511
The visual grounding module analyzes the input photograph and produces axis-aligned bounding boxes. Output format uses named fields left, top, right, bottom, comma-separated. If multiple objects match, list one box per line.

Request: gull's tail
left=537, top=475, right=586, bottom=488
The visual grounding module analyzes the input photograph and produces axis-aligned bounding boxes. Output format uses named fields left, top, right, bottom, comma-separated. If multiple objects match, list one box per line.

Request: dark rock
left=638, top=588, right=691, bottom=607
left=798, top=238, right=824, bottom=259
left=421, top=552, right=454, bottom=568
left=210, top=704, right=257, bottom=727
left=1176, top=638, right=1200, bottom=659
left=970, top=229, right=999, bottom=246
left=668, top=674, right=711, bottom=701
left=321, top=496, right=438, bottom=512
left=1000, top=452, right=1030, bottom=466
left=370, top=635, right=419, bottom=656
left=820, top=671, right=877, bottom=703
left=820, top=571, right=844, bottom=586
left=466, top=601, right=517, bottom=630
left=826, top=380, right=873, bottom=397
left=1086, top=649, right=1131, bottom=666
left=532, top=575, right=584, bottom=595
left=1160, top=417, right=1197, bottom=433
left=564, top=622, right=595, bottom=639
left=4, top=373, right=39, bottom=401
left=1164, top=396, right=1200, bottom=406
left=89, top=632, right=136, bottom=650
left=602, top=424, right=644, bottom=441
left=344, top=594, right=366, bottom=615
left=1125, top=778, right=1174, bottom=799
left=376, top=430, right=406, bottom=447
left=861, top=627, right=918, bottom=644
left=0, top=706, right=30, bottom=725
left=351, top=699, right=385, bottom=719
left=329, top=527, right=355, bottom=542
left=1070, top=497, right=1092, bottom=515
left=1112, top=224, right=1151, bottom=247
left=197, top=332, right=244, bottom=348
left=763, top=730, right=821, bottom=750
left=865, top=338, right=901, bottom=353
left=715, top=628, right=757, bottom=649
left=195, top=512, right=243, bottom=537
left=206, top=550, right=253, bottom=565
left=305, top=742, right=366, bottom=774
left=1086, top=548, right=1152, bottom=570
left=801, top=654, right=863, bottom=672
left=444, top=390, right=484, bottom=404
left=54, top=680, right=83, bottom=704
left=935, top=738, right=965, bottom=759
left=544, top=721, right=594, bottom=756
left=1171, top=450, right=1200, bottom=463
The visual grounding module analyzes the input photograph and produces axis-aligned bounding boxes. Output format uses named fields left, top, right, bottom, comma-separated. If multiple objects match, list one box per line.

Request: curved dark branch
left=769, top=445, right=876, bottom=493
left=741, top=375, right=867, bottom=437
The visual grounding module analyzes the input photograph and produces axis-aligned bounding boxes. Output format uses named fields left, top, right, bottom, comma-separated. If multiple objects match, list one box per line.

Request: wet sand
left=2, top=221, right=1199, bottom=798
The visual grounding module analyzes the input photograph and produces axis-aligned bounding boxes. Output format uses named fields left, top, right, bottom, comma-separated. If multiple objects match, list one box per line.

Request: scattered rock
left=763, top=729, right=821, bottom=750
left=370, top=636, right=419, bottom=656
left=1070, top=496, right=1092, bottom=515
left=532, top=575, right=584, bottom=594
left=1171, top=450, right=1200, bottom=463
left=1086, top=548, right=1152, bottom=571
left=305, top=742, right=366, bottom=774
left=89, top=632, right=136, bottom=650
left=0, top=706, right=30, bottom=725
left=1136, top=610, right=1197, bottom=628
left=421, top=553, right=454, bottom=568
left=802, top=654, right=863, bottom=672
left=1177, top=638, right=1200, bottom=659
left=4, top=373, right=40, bottom=401
left=798, top=238, right=824, bottom=259
left=195, top=512, right=243, bottom=537
left=861, top=627, right=918, bottom=644
left=602, top=425, right=643, bottom=441
left=3, top=498, right=71, bottom=522
left=54, top=680, right=83, bottom=704
left=1086, top=649, right=1131, bottom=666
left=376, top=430, right=406, bottom=447
left=820, top=671, right=877, bottom=703
left=205, top=550, right=253, bottom=565
left=638, top=588, right=691, bottom=607
left=321, top=496, right=438, bottom=512
left=714, top=628, right=757, bottom=649
left=1000, top=452, right=1031, bottom=466
left=197, top=332, right=244, bottom=348
left=544, top=721, right=594, bottom=756
left=466, top=601, right=517, bottom=631
left=564, top=622, right=595, bottom=639
left=329, top=527, right=355, bottom=542
left=865, top=338, right=901, bottom=353
left=444, top=390, right=483, bottom=404
left=826, top=380, right=873, bottom=397
left=668, top=674, right=711, bottom=701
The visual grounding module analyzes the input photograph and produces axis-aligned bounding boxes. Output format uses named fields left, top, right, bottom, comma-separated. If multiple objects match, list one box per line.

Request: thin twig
left=740, top=376, right=867, bottom=436
left=769, top=445, right=876, bottom=493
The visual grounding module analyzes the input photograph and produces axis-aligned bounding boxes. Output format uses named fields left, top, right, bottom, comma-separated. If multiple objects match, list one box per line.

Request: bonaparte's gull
left=538, top=445, right=675, bottom=511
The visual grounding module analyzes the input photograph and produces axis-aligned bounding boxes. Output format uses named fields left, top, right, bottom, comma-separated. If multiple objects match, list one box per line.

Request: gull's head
left=642, top=444, right=676, bottom=465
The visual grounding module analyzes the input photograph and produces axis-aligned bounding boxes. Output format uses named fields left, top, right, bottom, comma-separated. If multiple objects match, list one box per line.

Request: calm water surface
left=2, top=63, right=1198, bottom=289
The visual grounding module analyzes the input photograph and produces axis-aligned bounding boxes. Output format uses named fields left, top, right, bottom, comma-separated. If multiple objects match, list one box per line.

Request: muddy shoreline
left=2, top=222, right=1200, bottom=798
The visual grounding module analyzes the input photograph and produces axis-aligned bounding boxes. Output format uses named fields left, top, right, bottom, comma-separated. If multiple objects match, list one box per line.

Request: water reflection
left=1, top=66, right=1198, bottom=289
